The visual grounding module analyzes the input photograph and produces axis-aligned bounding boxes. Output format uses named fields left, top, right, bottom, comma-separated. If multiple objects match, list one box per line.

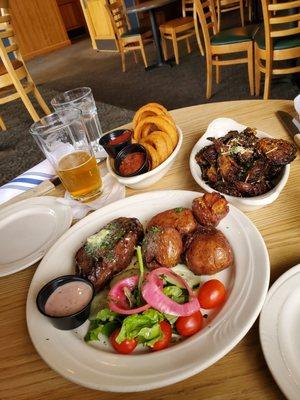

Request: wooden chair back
left=219, top=0, right=240, bottom=8
left=194, top=0, right=218, bottom=54
left=261, top=0, right=300, bottom=53
left=105, top=0, right=129, bottom=41
left=0, top=1, right=28, bottom=89
left=182, top=0, right=194, bottom=17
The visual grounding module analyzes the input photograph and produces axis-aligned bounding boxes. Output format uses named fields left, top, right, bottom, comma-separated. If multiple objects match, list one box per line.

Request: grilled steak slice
left=75, top=217, right=144, bottom=291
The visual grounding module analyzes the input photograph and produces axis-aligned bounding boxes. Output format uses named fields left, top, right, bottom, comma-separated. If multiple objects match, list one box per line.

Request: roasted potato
left=192, top=192, right=229, bottom=227
left=142, top=226, right=183, bottom=270
left=185, top=227, right=233, bottom=275
left=146, top=208, right=197, bottom=236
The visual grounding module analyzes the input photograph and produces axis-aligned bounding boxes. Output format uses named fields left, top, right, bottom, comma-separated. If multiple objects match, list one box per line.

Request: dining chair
left=0, top=0, right=50, bottom=125
left=254, top=0, right=300, bottom=99
left=159, top=0, right=204, bottom=65
left=216, top=0, right=245, bottom=31
left=105, top=0, right=152, bottom=72
left=194, top=0, right=257, bottom=99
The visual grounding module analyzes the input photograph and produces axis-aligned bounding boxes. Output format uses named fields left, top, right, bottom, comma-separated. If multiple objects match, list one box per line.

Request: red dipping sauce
left=108, top=130, right=132, bottom=146
left=119, top=152, right=145, bottom=176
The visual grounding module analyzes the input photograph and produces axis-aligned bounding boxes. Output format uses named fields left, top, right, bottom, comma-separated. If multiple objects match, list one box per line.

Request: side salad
left=85, top=247, right=227, bottom=354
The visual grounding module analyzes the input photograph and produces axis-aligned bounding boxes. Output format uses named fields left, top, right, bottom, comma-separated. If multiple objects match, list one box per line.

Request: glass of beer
left=30, top=108, right=102, bottom=202
left=51, top=87, right=106, bottom=161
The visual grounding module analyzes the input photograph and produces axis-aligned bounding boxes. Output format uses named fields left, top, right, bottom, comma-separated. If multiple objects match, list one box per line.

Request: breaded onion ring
left=150, top=130, right=173, bottom=156
left=133, top=105, right=166, bottom=128
left=142, top=142, right=160, bottom=169
left=141, top=123, right=156, bottom=139
left=141, top=132, right=169, bottom=163
left=135, top=116, right=178, bottom=147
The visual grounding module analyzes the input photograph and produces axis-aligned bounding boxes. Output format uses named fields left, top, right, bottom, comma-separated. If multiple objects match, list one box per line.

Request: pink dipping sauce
left=45, top=281, right=93, bottom=317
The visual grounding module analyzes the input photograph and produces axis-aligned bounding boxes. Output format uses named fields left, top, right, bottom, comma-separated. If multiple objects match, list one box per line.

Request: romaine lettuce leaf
left=116, top=309, right=164, bottom=347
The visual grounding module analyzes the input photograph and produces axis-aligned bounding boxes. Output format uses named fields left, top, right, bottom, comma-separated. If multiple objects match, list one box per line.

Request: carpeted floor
left=0, top=88, right=134, bottom=185
left=28, top=37, right=300, bottom=112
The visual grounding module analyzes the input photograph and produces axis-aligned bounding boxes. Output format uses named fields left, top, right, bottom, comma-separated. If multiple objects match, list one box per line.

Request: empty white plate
left=0, top=197, right=72, bottom=276
left=260, top=264, right=300, bottom=400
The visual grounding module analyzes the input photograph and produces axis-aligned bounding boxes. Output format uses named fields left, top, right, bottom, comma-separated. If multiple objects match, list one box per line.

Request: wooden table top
left=1, top=99, right=299, bottom=400
left=126, top=0, right=177, bottom=14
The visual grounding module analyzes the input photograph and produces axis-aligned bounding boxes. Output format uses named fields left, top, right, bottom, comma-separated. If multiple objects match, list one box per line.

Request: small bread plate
left=27, top=190, right=270, bottom=392
left=189, top=118, right=290, bottom=211
left=260, top=264, right=300, bottom=400
left=0, top=196, right=72, bottom=277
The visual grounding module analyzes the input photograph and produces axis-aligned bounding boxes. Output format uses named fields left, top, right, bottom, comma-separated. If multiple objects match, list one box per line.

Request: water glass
left=30, top=108, right=102, bottom=202
left=51, top=87, right=105, bottom=160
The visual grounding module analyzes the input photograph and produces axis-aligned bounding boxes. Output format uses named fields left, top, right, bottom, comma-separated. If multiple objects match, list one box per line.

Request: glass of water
left=51, top=87, right=106, bottom=160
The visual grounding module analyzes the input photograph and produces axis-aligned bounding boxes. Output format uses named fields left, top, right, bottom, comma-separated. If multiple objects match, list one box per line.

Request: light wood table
left=1, top=100, right=299, bottom=400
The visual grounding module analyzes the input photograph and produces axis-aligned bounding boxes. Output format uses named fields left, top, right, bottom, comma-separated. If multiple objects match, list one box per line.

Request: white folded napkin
left=0, top=159, right=55, bottom=205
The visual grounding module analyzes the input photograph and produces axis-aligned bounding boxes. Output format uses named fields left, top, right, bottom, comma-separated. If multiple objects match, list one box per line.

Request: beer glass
left=51, top=87, right=105, bottom=160
left=30, top=108, right=102, bottom=202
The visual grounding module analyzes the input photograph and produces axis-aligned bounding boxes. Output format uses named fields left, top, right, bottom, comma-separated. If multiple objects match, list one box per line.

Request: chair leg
left=16, top=85, right=40, bottom=122
left=132, top=50, right=138, bottom=64
left=0, top=115, right=6, bottom=130
left=171, top=32, right=179, bottom=65
left=254, top=44, right=261, bottom=96
left=248, top=0, right=252, bottom=21
left=206, top=56, right=213, bottom=99
left=217, top=1, right=221, bottom=32
left=215, top=56, right=221, bottom=84
left=120, top=47, right=126, bottom=72
left=186, top=37, right=191, bottom=54
left=161, top=35, right=168, bottom=60
left=32, top=85, right=51, bottom=115
left=264, top=60, right=272, bottom=100
left=247, top=44, right=254, bottom=96
left=139, top=39, right=148, bottom=68
left=240, top=0, right=245, bottom=27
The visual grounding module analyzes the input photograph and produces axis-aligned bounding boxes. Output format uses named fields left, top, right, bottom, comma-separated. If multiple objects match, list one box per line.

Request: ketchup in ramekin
left=108, top=130, right=131, bottom=146
left=115, top=144, right=149, bottom=177
left=119, top=152, right=145, bottom=176
left=99, top=129, right=133, bottom=158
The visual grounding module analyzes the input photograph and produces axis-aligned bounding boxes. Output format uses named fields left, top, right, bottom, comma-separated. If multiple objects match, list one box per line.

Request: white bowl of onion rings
left=106, top=126, right=183, bottom=189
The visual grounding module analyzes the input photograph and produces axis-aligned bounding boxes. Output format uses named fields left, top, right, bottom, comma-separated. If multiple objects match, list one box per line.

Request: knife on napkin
left=276, top=111, right=300, bottom=149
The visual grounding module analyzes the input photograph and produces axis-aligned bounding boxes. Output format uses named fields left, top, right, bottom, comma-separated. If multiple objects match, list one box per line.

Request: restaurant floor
left=28, top=36, right=299, bottom=112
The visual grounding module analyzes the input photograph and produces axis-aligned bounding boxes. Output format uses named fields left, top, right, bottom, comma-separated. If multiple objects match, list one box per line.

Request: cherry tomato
left=151, top=321, right=172, bottom=351
left=110, top=328, right=137, bottom=354
left=198, top=279, right=227, bottom=309
left=175, top=311, right=203, bottom=337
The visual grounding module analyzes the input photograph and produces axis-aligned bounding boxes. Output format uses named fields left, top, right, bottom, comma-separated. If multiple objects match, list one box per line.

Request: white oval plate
left=0, top=197, right=72, bottom=277
left=260, top=264, right=300, bottom=400
left=26, top=190, right=270, bottom=392
left=189, top=118, right=290, bottom=211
